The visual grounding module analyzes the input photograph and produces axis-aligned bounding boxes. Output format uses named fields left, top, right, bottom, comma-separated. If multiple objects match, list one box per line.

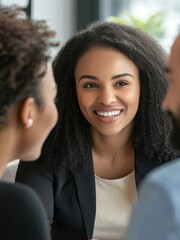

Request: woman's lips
left=94, top=109, right=123, bottom=123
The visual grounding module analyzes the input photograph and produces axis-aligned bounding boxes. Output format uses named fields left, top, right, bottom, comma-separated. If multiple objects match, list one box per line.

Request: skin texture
left=75, top=47, right=140, bottom=178
left=162, top=36, right=180, bottom=150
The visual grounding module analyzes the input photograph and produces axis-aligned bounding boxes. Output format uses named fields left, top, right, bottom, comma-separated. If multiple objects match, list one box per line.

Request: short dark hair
left=43, top=21, right=176, bottom=173
left=0, top=6, right=57, bottom=127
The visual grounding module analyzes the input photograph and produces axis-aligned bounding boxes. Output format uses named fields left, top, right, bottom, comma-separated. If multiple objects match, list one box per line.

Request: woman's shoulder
left=0, top=181, right=43, bottom=208
left=0, top=181, right=50, bottom=240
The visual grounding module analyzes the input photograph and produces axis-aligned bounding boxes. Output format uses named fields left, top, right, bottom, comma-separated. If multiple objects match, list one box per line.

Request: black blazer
left=15, top=151, right=169, bottom=240
left=0, top=181, right=51, bottom=240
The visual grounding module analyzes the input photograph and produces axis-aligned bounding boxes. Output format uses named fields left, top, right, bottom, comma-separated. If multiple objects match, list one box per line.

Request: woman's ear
left=20, top=97, right=35, bottom=129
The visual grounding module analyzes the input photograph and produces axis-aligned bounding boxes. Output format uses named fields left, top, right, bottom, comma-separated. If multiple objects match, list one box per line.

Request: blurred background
left=1, top=0, right=180, bottom=57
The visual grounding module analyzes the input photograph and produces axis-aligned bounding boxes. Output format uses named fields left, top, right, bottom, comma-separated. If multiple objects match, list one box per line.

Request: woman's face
left=75, top=47, right=140, bottom=137
left=20, top=65, right=58, bottom=160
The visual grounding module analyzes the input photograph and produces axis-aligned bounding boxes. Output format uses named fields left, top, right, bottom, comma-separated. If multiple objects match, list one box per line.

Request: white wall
left=1, top=0, right=77, bottom=57
left=32, top=0, right=77, bottom=57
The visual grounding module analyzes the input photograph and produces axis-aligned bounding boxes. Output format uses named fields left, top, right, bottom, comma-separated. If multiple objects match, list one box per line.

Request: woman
left=0, top=6, right=58, bottom=240
left=16, top=22, right=178, bottom=240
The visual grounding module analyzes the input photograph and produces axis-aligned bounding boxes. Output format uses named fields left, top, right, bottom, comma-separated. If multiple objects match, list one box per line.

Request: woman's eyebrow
left=79, top=73, right=134, bottom=81
left=79, top=75, right=98, bottom=81
left=112, top=73, right=134, bottom=79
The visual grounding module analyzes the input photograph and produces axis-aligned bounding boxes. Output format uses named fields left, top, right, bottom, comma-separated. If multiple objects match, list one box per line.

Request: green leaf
left=107, top=10, right=166, bottom=39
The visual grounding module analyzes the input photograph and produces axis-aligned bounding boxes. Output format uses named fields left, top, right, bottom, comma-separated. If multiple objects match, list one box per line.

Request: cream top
left=92, top=171, right=137, bottom=240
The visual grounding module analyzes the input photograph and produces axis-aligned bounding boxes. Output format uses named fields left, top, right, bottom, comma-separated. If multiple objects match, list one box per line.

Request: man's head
left=162, top=35, right=180, bottom=150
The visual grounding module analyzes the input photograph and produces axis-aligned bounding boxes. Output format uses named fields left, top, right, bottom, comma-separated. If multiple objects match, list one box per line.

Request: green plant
left=107, top=11, right=165, bottom=39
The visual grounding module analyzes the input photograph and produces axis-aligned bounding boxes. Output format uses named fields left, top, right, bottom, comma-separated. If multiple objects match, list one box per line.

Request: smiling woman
left=16, top=22, right=178, bottom=240
left=75, top=47, right=140, bottom=137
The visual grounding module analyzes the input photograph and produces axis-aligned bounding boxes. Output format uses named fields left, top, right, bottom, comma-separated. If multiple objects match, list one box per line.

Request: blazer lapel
left=75, top=158, right=96, bottom=239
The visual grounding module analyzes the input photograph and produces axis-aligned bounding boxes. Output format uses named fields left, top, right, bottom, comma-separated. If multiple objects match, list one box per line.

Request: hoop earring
left=26, top=118, right=33, bottom=128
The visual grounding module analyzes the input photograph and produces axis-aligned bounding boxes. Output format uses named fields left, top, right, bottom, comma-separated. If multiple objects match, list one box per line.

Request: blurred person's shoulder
left=144, top=158, right=180, bottom=190
left=0, top=181, right=50, bottom=240
left=0, top=181, right=40, bottom=203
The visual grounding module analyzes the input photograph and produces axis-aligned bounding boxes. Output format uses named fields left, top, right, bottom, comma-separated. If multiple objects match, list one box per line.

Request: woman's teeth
left=96, top=110, right=121, bottom=117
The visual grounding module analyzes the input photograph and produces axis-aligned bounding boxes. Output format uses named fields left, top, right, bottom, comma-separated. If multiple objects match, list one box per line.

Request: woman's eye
left=83, top=83, right=97, bottom=88
left=115, top=81, right=128, bottom=87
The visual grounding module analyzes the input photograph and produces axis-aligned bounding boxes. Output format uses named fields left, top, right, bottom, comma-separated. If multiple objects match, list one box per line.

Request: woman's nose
left=98, top=88, right=116, bottom=106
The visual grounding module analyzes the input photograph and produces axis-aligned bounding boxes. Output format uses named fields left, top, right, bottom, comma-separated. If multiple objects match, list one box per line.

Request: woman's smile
left=94, top=109, right=123, bottom=123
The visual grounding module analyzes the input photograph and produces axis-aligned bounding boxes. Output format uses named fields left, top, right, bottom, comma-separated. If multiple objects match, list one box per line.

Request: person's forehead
left=167, top=35, right=180, bottom=70
left=171, top=36, right=180, bottom=59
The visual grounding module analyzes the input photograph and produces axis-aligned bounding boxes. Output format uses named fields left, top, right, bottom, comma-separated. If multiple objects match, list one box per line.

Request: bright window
left=100, top=0, right=180, bottom=52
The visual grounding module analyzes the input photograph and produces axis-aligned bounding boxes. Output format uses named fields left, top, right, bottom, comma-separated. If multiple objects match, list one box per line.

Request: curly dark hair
left=0, top=6, right=57, bottom=127
left=42, top=21, right=177, bottom=173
